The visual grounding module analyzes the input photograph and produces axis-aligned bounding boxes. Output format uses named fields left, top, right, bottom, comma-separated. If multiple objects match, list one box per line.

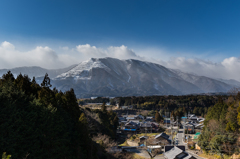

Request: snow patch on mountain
left=56, top=58, right=110, bottom=80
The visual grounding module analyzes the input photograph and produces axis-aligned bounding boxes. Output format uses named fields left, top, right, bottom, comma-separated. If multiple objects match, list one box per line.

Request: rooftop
left=164, top=146, right=183, bottom=159
left=155, top=132, right=169, bottom=140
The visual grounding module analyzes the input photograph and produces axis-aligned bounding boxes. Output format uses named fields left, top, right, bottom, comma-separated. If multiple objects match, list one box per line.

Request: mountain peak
left=52, top=57, right=234, bottom=98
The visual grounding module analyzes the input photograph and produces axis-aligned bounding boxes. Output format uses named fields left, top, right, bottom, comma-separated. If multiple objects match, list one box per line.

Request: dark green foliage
left=101, top=102, right=106, bottom=112
left=114, top=95, right=222, bottom=118
left=96, top=110, right=119, bottom=138
left=1, top=71, right=15, bottom=83
left=198, top=128, right=211, bottom=151
left=83, top=97, right=110, bottom=104
left=198, top=95, right=240, bottom=155
left=204, top=102, right=228, bottom=125
left=41, top=73, right=52, bottom=88
left=0, top=72, right=97, bottom=159
left=155, top=111, right=162, bottom=123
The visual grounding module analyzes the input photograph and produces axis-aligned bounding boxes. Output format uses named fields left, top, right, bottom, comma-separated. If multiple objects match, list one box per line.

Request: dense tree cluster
left=198, top=95, right=240, bottom=156
left=0, top=71, right=119, bottom=159
left=155, top=111, right=163, bottom=123
left=116, top=95, right=224, bottom=118
left=80, top=97, right=110, bottom=104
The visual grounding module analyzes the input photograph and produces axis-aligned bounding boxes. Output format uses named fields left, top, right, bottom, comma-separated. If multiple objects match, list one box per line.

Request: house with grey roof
left=185, top=122, right=195, bottom=133
left=164, top=146, right=196, bottom=159
left=139, top=136, right=149, bottom=145
left=118, top=117, right=127, bottom=122
left=125, top=114, right=145, bottom=121
left=121, top=121, right=140, bottom=134
left=154, top=132, right=171, bottom=145
left=140, top=122, right=152, bottom=133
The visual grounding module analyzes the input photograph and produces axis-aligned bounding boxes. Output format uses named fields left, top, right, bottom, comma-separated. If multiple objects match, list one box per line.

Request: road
left=123, top=129, right=205, bottom=159
left=176, top=129, right=186, bottom=145
left=176, top=129, right=206, bottom=159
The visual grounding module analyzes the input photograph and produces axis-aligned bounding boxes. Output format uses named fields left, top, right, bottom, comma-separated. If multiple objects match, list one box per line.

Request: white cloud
left=0, top=42, right=141, bottom=69
left=157, top=57, right=240, bottom=81
left=0, top=41, right=240, bottom=81
left=76, top=44, right=106, bottom=57
left=75, top=44, right=141, bottom=60
left=0, top=41, right=67, bottom=69
left=1, top=41, right=15, bottom=50
left=107, top=45, right=138, bottom=59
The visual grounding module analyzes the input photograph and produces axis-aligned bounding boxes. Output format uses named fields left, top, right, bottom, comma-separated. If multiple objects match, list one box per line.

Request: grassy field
left=119, top=140, right=130, bottom=146
left=132, top=153, right=148, bottom=159
left=199, top=153, right=231, bottom=159
left=119, top=133, right=161, bottom=146
left=135, top=133, right=159, bottom=137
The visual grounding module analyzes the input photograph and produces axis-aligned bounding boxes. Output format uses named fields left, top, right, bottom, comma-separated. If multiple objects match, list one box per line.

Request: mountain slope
left=0, top=64, right=77, bottom=79
left=53, top=57, right=233, bottom=98
left=0, top=57, right=234, bottom=98
left=170, top=69, right=232, bottom=93
left=215, top=78, right=240, bottom=88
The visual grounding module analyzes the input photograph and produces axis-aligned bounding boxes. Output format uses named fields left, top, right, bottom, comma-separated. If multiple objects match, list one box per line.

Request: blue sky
left=0, top=0, right=240, bottom=80
left=1, top=0, right=240, bottom=54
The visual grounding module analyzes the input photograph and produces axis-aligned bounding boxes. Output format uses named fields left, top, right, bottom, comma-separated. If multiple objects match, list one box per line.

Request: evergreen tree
left=101, top=102, right=106, bottom=112
left=155, top=111, right=161, bottom=123
left=41, top=73, right=52, bottom=88
left=0, top=72, right=93, bottom=159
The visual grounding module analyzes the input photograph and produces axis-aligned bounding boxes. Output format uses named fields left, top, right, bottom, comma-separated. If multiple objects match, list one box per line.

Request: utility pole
left=183, top=113, right=187, bottom=143
left=144, top=123, right=147, bottom=148
left=177, top=116, right=178, bottom=129
left=171, top=113, right=174, bottom=146
left=165, top=111, right=168, bottom=128
left=187, top=112, right=189, bottom=147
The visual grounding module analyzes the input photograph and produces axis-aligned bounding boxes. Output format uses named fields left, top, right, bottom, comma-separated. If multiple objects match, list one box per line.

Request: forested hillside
left=0, top=72, right=124, bottom=159
left=198, top=95, right=240, bottom=156
left=115, top=95, right=226, bottom=118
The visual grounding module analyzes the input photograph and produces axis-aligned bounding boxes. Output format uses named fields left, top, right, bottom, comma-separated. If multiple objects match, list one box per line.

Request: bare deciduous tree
left=92, top=134, right=117, bottom=152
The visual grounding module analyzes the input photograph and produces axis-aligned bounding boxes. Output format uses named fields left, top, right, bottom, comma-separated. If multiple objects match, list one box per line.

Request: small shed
left=139, top=136, right=149, bottom=145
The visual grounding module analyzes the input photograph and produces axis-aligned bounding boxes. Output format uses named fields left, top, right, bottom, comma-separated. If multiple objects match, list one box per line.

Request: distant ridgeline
left=0, top=71, right=120, bottom=159
left=0, top=58, right=239, bottom=98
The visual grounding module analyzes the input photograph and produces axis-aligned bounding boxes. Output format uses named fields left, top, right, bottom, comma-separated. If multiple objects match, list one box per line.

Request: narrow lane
left=176, top=129, right=206, bottom=159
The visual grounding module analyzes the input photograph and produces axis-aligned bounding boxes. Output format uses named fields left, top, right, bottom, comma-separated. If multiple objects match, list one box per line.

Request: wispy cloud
left=157, top=57, right=240, bottom=81
left=0, top=41, right=66, bottom=69
left=0, top=41, right=240, bottom=81
left=0, top=42, right=141, bottom=69
left=76, top=44, right=141, bottom=60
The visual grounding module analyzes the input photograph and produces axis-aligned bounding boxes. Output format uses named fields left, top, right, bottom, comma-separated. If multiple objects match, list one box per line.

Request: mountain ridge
left=52, top=57, right=235, bottom=97
left=0, top=57, right=237, bottom=98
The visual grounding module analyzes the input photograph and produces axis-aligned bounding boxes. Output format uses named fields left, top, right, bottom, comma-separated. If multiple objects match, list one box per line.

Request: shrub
left=131, top=135, right=136, bottom=140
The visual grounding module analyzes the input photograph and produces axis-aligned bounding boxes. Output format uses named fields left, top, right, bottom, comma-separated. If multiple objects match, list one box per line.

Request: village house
left=164, top=146, right=196, bottom=159
left=185, top=122, right=195, bottom=133
left=188, top=114, right=198, bottom=123
left=139, top=136, right=149, bottom=145
left=140, top=122, right=152, bottom=133
left=118, top=117, right=127, bottom=122
left=154, top=132, right=171, bottom=145
left=121, top=121, right=140, bottom=134
left=125, top=114, right=144, bottom=121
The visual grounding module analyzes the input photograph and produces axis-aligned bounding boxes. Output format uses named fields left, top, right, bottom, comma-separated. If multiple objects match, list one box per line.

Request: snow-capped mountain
left=170, top=69, right=232, bottom=93
left=215, top=78, right=240, bottom=88
left=52, top=57, right=235, bottom=98
left=0, top=57, right=236, bottom=97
